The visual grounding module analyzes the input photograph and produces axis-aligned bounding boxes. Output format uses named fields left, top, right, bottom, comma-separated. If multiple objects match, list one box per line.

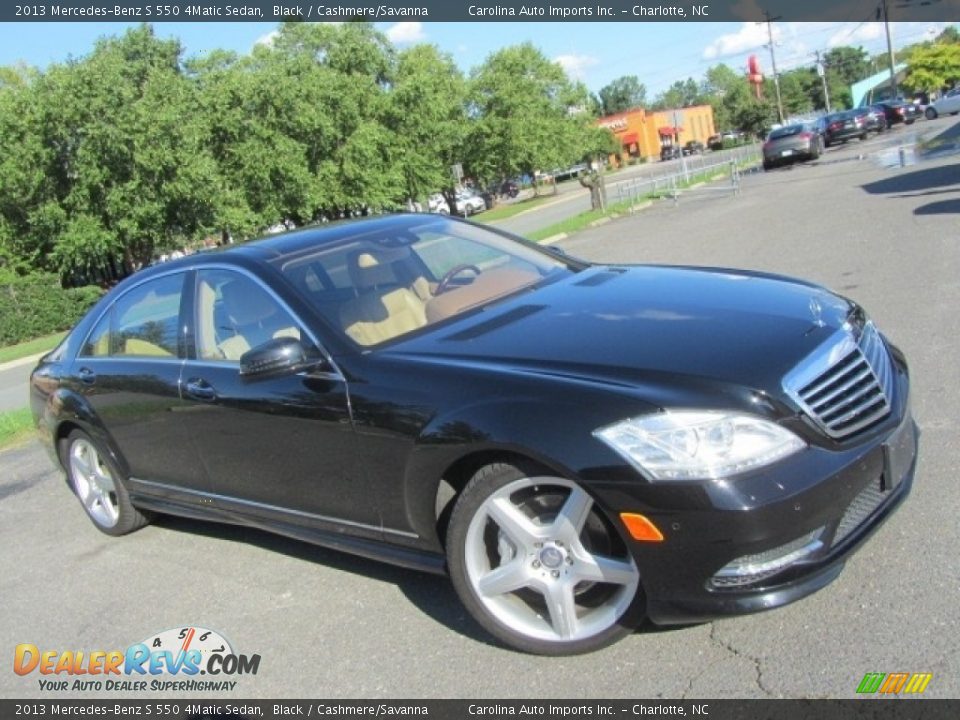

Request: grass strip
left=529, top=157, right=760, bottom=243
left=0, top=331, right=66, bottom=365
left=0, top=408, right=33, bottom=450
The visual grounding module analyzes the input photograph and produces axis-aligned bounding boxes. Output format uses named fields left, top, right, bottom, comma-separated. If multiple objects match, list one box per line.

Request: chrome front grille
left=833, top=481, right=887, bottom=546
left=784, top=322, right=894, bottom=440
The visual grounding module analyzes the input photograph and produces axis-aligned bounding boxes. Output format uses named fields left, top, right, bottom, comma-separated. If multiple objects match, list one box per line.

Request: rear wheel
left=446, top=463, right=644, bottom=655
left=64, top=430, right=150, bottom=536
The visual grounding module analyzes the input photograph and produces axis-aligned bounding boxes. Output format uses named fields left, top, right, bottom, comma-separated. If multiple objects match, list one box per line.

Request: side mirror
left=239, top=337, right=325, bottom=380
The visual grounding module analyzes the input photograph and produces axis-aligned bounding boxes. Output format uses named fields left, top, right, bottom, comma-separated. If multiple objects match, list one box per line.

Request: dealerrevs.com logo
left=14, top=626, right=260, bottom=692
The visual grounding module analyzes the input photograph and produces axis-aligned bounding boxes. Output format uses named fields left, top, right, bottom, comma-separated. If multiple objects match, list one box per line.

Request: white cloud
left=254, top=30, right=279, bottom=47
left=554, top=53, right=599, bottom=80
left=386, top=22, right=426, bottom=44
left=703, top=22, right=777, bottom=60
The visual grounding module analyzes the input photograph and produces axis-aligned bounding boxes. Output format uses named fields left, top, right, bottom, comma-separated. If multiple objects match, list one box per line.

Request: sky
left=0, top=20, right=956, bottom=98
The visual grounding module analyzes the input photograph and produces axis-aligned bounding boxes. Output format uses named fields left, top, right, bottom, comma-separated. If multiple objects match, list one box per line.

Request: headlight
left=593, top=411, right=805, bottom=481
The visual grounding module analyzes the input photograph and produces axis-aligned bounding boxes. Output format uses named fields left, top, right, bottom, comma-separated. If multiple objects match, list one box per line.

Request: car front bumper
left=592, top=386, right=917, bottom=626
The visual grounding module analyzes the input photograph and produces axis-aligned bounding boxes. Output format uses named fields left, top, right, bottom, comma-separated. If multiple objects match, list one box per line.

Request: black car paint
left=31, top=214, right=916, bottom=624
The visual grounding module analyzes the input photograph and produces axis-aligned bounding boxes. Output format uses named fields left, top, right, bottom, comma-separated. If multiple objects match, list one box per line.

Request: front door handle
left=184, top=378, right=217, bottom=402
left=78, top=367, right=96, bottom=385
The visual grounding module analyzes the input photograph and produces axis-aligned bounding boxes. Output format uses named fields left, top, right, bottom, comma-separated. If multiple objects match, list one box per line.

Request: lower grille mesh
left=833, top=482, right=888, bottom=546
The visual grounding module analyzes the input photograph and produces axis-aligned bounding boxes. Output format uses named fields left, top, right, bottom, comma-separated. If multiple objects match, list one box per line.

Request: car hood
left=391, top=265, right=855, bottom=401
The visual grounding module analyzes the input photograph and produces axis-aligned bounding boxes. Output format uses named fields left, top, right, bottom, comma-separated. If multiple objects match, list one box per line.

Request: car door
left=70, top=270, right=206, bottom=491
left=177, top=267, right=376, bottom=532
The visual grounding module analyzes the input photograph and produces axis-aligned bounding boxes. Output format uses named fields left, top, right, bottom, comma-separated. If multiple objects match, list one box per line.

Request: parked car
left=762, top=122, right=823, bottom=170
left=31, top=214, right=916, bottom=655
left=925, top=86, right=960, bottom=119
left=862, top=105, right=888, bottom=133
left=552, top=163, right=589, bottom=182
left=823, top=110, right=869, bottom=147
left=660, top=145, right=681, bottom=161
left=707, top=134, right=723, bottom=151
left=427, top=193, right=450, bottom=215
left=497, top=180, right=520, bottom=199
left=682, top=140, right=705, bottom=155
left=454, top=188, right=487, bottom=217
left=873, top=100, right=921, bottom=126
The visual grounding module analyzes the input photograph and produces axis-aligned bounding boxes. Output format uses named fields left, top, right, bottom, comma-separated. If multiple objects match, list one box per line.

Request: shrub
left=0, top=274, right=103, bottom=346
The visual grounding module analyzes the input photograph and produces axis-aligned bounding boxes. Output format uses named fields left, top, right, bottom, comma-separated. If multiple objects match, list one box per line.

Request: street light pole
left=882, top=0, right=898, bottom=98
left=815, top=50, right=831, bottom=113
left=763, top=11, right=785, bottom=124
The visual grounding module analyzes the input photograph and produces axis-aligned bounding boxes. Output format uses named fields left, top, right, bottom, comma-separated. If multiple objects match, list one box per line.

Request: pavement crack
left=709, top=623, right=775, bottom=698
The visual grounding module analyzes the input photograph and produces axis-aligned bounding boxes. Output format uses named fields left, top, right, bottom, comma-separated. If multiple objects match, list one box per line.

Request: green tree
left=653, top=77, right=702, bottom=110
left=597, top=75, right=647, bottom=115
left=465, top=43, right=590, bottom=193
left=904, top=43, right=960, bottom=92
left=387, top=45, right=468, bottom=205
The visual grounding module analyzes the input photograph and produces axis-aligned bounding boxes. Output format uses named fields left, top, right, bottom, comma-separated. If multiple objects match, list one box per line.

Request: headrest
left=348, top=246, right=407, bottom=290
left=221, top=280, right=276, bottom=325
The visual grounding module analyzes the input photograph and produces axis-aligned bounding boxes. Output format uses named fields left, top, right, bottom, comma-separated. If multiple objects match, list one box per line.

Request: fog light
left=710, top=528, right=824, bottom=589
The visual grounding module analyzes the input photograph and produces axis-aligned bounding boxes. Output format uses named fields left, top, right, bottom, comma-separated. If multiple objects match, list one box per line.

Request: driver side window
left=195, top=270, right=302, bottom=362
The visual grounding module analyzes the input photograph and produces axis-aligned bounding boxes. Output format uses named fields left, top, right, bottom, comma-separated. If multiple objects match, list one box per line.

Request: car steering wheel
left=434, top=264, right=481, bottom=295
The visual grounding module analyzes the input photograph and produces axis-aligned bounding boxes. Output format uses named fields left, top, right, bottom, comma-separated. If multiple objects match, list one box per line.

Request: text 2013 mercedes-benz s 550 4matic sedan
left=30, top=214, right=917, bottom=655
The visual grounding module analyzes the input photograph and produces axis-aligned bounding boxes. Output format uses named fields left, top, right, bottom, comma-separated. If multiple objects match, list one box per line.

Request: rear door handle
left=184, top=378, right=217, bottom=402
left=78, top=367, right=96, bottom=385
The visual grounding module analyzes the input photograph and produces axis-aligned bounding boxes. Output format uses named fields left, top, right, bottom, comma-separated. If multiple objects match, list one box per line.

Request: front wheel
left=446, top=463, right=644, bottom=655
left=63, top=430, right=151, bottom=536
left=925, top=107, right=937, bottom=120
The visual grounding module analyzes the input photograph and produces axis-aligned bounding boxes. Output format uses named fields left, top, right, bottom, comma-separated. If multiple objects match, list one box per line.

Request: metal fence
left=610, top=143, right=762, bottom=212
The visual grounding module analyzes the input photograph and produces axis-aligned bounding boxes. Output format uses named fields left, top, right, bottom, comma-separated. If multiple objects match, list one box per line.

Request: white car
left=455, top=189, right=486, bottom=216
left=926, top=87, right=960, bottom=119
left=427, top=193, right=450, bottom=215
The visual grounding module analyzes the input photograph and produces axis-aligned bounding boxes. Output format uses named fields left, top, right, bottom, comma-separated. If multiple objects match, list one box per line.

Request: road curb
left=539, top=233, right=568, bottom=245
left=0, top=352, right=46, bottom=374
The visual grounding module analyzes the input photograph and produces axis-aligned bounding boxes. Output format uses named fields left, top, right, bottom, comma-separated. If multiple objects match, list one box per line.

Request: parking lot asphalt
left=2, top=119, right=958, bottom=700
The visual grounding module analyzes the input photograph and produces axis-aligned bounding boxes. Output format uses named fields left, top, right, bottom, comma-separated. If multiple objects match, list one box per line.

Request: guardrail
left=611, top=143, right=762, bottom=212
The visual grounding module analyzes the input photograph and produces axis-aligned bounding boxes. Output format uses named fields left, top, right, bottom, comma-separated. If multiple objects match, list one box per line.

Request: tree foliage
left=597, top=75, right=647, bottom=115
left=904, top=43, right=960, bottom=92
left=0, top=26, right=608, bottom=284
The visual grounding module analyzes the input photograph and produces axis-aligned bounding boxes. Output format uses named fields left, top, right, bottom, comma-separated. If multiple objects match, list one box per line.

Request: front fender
left=401, top=392, right=657, bottom=548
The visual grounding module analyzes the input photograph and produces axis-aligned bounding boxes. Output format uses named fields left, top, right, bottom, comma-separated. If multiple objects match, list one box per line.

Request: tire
left=925, top=107, right=937, bottom=120
left=763, top=160, right=773, bottom=171
left=860, top=133, right=868, bottom=141
left=905, top=119, right=915, bottom=125
left=446, top=462, right=644, bottom=655
left=63, top=429, right=151, bottom=536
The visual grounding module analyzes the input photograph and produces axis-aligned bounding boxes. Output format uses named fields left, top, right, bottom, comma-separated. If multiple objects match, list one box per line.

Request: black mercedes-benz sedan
left=30, top=214, right=917, bottom=655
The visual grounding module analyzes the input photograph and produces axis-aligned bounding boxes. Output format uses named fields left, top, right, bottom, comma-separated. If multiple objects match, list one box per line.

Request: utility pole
left=762, top=10, right=785, bottom=124
left=881, top=0, right=898, bottom=98
left=815, top=50, right=831, bottom=113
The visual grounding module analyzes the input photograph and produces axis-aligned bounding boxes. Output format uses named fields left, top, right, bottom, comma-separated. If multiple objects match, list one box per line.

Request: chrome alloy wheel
left=463, top=477, right=640, bottom=643
left=69, top=438, right=120, bottom=528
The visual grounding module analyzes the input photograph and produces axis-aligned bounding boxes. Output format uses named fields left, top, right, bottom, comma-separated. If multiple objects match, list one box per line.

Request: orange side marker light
left=620, top=513, right=664, bottom=542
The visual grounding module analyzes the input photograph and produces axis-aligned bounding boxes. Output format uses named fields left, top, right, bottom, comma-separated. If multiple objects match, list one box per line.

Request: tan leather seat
left=339, top=250, right=427, bottom=346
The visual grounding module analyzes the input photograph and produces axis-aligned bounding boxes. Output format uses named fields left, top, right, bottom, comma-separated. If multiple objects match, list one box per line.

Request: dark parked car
left=31, top=214, right=917, bottom=655
left=660, top=145, right=681, bottom=161
left=707, top=134, right=723, bottom=151
left=682, top=140, right=705, bottom=155
left=823, top=110, right=870, bottom=146
left=873, top=100, right=921, bottom=127
left=762, top=123, right=823, bottom=170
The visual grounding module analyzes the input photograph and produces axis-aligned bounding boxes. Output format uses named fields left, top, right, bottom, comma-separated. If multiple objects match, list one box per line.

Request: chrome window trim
left=76, top=267, right=191, bottom=361
left=189, top=264, right=346, bottom=382
left=74, top=263, right=345, bottom=383
left=129, top=477, right=418, bottom=539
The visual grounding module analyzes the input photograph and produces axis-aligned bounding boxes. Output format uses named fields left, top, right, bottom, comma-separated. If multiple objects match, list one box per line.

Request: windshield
left=280, top=217, right=573, bottom=347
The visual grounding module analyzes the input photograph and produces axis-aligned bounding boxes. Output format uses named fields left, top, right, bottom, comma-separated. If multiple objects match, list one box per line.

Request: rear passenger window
left=81, top=311, right=112, bottom=357
left=110, top=274, right=185, bottom=358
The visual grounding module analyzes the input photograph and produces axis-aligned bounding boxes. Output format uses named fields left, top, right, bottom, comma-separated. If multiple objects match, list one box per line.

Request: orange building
left=597, top=104, right=716, bottom=164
